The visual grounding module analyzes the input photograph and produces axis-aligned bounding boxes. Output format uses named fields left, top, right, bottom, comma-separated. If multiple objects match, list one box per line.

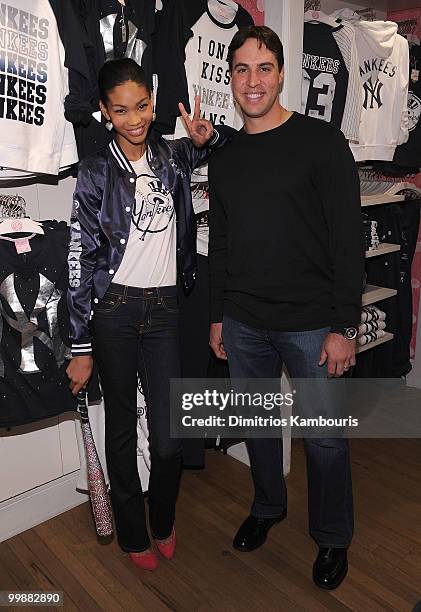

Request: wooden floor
left=1, top=439, right=421, bottom=611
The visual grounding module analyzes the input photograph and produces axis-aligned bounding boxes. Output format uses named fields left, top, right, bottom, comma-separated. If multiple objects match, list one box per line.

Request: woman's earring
left=152, top=112, right=156, bottom=122
left=105, top=120, right=113, bottom=131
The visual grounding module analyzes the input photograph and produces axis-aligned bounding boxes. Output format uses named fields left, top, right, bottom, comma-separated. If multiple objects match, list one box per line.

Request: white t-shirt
left=113, top=155, right=177, bottom=288
left=0, top=0, right=78, bottom=175
left=173, top=0, right=246, bottom=256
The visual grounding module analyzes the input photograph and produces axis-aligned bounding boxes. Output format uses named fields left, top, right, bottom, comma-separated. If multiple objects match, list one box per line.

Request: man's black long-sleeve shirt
left=208, top=112, right=364, bottom=332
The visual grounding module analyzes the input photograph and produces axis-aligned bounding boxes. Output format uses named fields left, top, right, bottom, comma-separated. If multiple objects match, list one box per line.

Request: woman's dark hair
left=227, top=26, right=284, bottom=72
left=98, top=58, right=151, bottom=103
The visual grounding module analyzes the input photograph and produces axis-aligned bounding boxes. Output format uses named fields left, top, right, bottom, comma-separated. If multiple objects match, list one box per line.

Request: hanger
left=356, top=7, right=376, bottom=22
left=214, top=0, right=238, bottom=9
left=304, top=10, right=339, bottom=29
left=0, top=217, right=44, bottom=235
left=207, top=0, right=238, bottom=23
left=0, top=194, right=44, bottom=235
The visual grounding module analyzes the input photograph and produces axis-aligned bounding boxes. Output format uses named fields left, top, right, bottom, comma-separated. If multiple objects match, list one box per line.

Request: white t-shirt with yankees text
left=172, top=0, right=252, bottom=255
left=0, top=0, right=78, bottom=174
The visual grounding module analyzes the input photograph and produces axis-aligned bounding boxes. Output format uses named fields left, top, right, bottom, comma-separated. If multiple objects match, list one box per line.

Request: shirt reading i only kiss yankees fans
left=172, top=0, right=254, bottom=256
left=0, top=1, right=78, bottom=174
left=175, top=0, right=254, bottom=137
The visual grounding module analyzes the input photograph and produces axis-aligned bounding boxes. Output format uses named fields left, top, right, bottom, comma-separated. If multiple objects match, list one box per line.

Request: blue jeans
left=92, top=283, right=183, bottom=552
left=222, top=316, right=354, bottom=548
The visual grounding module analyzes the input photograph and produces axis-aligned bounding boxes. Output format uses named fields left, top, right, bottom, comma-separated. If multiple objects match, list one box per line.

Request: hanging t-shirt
left=173, top=0, right=253, bottom=256
left=332, top=12, right=410, bottom=163
left=303, top=13, right=362, bottom=141
left=0, top=1, right=78, bottom=174
left=393, top=38, right=421, bottom=169
left=99, top=0, right=155, bottom=75
left=48, top=0, right=100, bottom=126
left=301, top=22, right=350, bottom=133
left=0, top=221, right=76, bottom=427
left=175, top=1, right=251, bottom=137
left=350, top=33, right=409, bottom=162
left=113, top=154, right=177, bottom=288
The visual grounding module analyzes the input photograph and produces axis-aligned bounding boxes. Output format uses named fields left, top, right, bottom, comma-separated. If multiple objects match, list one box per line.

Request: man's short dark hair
left=227, top=26, right=284, bottom=72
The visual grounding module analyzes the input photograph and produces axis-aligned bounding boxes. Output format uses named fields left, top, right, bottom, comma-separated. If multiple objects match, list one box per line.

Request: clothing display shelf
left=365, top=243, right=401, bottom=258
left=356, top=331, right=394, bottom=355
left=357, top=286, right=396, bottom=350
left=360, top=195, right=401, bottom=349
left=361, top=194, right=406, bottom=207
left=359, top=193, right=402, bottom=354
left=361, top=193, right=405, bottom=257
left=362, top=284, right=397, bottom=306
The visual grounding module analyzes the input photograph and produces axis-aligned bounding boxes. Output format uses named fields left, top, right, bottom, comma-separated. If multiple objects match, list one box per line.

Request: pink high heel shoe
left=129, top=549, right=159, bottom=571
left=155, top=527, right=176, bottom=560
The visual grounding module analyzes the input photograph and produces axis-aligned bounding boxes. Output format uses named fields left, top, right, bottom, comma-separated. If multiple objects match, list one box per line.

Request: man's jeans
left=222, top=315, right=354, bottom=548
left=92, top=283, right=182, bottom=552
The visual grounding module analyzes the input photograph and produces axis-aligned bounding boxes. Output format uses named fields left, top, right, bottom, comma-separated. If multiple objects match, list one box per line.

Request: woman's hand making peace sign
left=178, top=95, right=215, bottom=148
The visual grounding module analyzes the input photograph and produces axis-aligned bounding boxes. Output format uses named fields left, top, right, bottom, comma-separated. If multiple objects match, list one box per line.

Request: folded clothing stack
left=358, top=306, right=387, bottom=346
left=363, top=216, right=380, bottom=251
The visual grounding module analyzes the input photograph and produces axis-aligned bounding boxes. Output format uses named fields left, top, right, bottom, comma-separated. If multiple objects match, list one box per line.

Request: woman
left=66, top=58, right=230, bottom=570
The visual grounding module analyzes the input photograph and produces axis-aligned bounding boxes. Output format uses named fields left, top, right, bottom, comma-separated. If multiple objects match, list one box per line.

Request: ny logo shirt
left=0, top=221, right=77, bottom=427
left=113, top=154, right=177, bottom=288
left=350, top=33, right=410, bottom=162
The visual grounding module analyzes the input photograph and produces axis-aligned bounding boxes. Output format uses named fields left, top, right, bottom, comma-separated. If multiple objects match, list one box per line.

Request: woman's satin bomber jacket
left=67, top=126, right=232, bottom=357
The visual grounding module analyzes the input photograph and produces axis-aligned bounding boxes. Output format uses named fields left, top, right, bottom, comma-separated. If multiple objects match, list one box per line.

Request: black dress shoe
left=313, top=547, right=348, bottom=590
left=233, top=510, right=287, bottom=552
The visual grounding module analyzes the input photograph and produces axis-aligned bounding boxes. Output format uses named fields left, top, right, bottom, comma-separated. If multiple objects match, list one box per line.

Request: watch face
left=344, top=327, right=358, bottom=341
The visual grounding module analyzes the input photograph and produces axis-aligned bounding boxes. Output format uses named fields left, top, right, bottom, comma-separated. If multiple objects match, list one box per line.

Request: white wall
left=389, top=0, right=421, bottom=10
left=265, top=0, right=305, bottom=111
left=0, top=172, right=75, bottom=223
left=321, top=0, right=388, bottom=19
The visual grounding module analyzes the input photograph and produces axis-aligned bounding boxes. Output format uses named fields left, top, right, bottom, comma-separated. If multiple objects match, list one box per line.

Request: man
left=208, top=26, right=364, bottom=590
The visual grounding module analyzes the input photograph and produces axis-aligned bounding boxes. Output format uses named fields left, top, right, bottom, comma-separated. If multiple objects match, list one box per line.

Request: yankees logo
left=100, top=14, right=147, bottom=66
left=408, top=93, right=421, bottom=131
left=363, top=77, right=384, bottom=110
left=133, top=173, right=174, bottom=240
left=0, top=274, right=70, bottom=375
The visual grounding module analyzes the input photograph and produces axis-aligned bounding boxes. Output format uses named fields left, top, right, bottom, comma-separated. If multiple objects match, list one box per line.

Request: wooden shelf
left=365, top=243, right=401, bottom=259
left=362, top=285, right=397, bottom=306
left=361, top=194, right=405, bottom=207
left=356, top=332, right=394, bottom=354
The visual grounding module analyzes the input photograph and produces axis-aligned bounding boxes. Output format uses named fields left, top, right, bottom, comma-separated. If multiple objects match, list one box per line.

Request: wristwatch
left=332, top=326, right=358, bottom=341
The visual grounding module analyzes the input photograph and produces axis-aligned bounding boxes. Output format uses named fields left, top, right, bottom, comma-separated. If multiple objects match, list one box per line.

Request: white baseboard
left=0, top=471, right=88, bottom=543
